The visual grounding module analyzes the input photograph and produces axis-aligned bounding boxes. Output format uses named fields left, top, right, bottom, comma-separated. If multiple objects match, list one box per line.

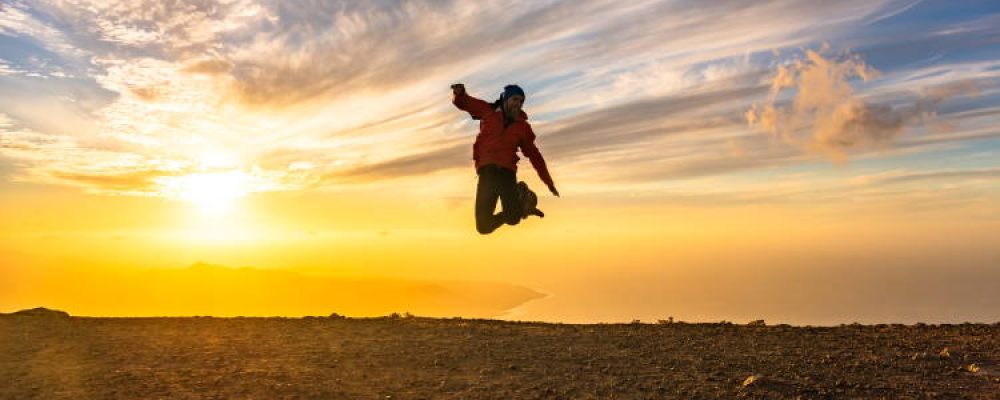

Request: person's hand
left=548, top=183, right=560, bottom=197
left=451, top=83, right=466, bottom=96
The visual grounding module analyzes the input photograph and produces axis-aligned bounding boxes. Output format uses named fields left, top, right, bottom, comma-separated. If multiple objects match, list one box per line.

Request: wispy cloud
left=0, top=0, right=997, bottom=206
left=851, top=167, right=1000, bottom=186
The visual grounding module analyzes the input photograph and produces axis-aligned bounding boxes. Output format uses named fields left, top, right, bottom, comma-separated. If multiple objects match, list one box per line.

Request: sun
left=174, top=171, right=252, bottom=216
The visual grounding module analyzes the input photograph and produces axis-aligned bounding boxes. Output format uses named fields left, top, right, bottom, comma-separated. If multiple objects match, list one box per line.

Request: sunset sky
left=1, top=1, right=997, bottom=324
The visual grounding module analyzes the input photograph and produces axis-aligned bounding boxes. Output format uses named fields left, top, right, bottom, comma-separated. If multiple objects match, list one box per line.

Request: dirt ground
left=1, top=312, right=998, bottom=399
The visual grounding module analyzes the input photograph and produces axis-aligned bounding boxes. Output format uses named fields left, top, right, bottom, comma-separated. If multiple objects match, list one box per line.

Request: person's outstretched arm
left=520, top=126, right=559, bottom=197
left=451, top=83, right=493, bottom=120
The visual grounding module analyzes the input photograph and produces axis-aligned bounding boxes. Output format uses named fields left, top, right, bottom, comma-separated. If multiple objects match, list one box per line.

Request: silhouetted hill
left=1, top=307, right=70, bottom=318
left=1, top=262, right=546, bottom=318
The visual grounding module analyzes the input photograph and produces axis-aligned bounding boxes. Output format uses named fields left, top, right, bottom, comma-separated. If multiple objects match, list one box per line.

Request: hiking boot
left=517, top=181, right=542, bottom=219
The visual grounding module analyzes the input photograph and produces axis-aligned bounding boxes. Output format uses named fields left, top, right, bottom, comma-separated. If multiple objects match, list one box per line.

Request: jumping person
left=451, top=83, right=559, bottom=235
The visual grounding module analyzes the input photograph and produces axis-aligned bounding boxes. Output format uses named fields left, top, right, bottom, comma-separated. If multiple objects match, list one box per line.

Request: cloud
left=765, top=166, right=999, bottom=209
left=542, top=84, right=766, bottom=157
left=322, top=142, right=469, bottom=183
left=0, top=154, right=21, bottom=182
left=585, top=164, right=999, bottom=213
left=299, top=63, right=992, bottom=186
left=0, top=126, right=186, bottom=194
left=0, top=116, right=78, bottom=158
left=217, top=1, right=611, bottom=107
left=2, top=0, right=999, bottom=200
left=746, top=49, right=984, bottom=160
left=51, top=169, right=177, bottom=192
left=94, top=16, right=162, bottom=46
left=0, top=1, right=82, bottom=58
left=18, top=0, right=271, bottom=54
left=181, top=58, right=233, bottom=75
left=313, top=82, right=770, bottom=183
left=188, top=0, right=897, bottom=108
left=0, top=59, right=22, bottom=76
left=129, top=86, right=160, bottom=102
left=851, top=167, right=1000, bottom=186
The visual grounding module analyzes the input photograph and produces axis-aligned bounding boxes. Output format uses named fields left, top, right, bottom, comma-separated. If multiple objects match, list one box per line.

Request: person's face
left=504, top=94, right=524, bottom=116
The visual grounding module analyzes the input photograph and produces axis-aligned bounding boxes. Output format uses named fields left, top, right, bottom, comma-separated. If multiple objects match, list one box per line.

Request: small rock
left=938, top=348, right=950, bottom=358
left=741, top=374, right=761, bottom=388
left=964, top=364, right=980, bottom=373
left=747, top=320, right=766, bottom=327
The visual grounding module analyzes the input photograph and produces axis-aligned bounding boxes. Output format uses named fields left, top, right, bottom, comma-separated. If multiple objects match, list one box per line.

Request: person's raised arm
left=451, top=83, right=493, bottom=120
left=519, top=126, right=559, bottom=197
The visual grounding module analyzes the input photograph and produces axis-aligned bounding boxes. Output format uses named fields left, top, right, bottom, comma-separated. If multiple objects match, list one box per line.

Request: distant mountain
left=1, top=307, right=70, bottom=318
left=2, top=262, right=545, bottom=318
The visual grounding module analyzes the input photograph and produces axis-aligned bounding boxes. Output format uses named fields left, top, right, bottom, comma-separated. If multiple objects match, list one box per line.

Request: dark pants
left=475, top=164, right=522, bottom=234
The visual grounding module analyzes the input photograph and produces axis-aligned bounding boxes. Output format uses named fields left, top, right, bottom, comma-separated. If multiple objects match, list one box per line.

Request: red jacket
left=453, top=92, right=554, bottom=187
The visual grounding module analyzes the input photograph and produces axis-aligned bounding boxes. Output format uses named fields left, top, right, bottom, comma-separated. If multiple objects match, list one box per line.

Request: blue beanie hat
left=502, top=84, right=525, bottom=101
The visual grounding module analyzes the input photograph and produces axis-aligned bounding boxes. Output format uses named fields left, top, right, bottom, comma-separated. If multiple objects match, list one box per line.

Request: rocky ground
left=1, top=309, right=998, bottom=399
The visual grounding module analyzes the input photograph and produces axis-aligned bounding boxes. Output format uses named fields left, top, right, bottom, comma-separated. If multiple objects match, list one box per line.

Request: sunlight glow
left=199, top=150, right=241, bottom=169
left=170, top=171, right=253, bottom=216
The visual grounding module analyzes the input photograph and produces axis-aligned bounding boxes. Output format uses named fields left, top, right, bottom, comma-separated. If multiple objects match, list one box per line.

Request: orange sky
left=2, top=177, right=996, bottom=324
left=1, top=1, right=998, bottom=324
